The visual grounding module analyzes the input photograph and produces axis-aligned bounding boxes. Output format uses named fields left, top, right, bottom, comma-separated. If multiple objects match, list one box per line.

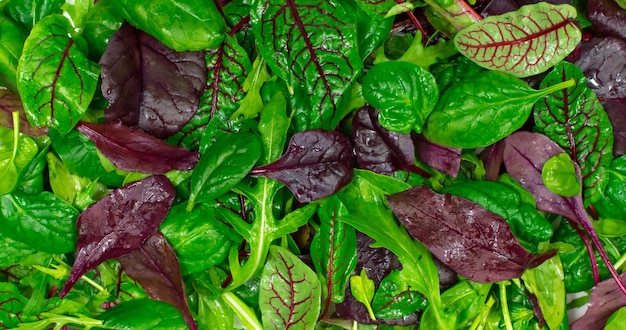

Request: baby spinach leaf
left=388, top=185, right=552, bottom=283
left=521, top=256, right=566, bottom=330
left=47, top=152, right=106, bottom=210
left=100, top=23, right=207, bottom=139
left=76, top=120, right=200, bottom=174
left=594, top=155, right=626, bottom=220
left=17, top=14, right=99, bottom=135
left=3, top=0, right=64, bottom=31
left=99, top=298, right=187, bottom=330
left=259, top=245, right=321, bottom=330
left=362, top=61, right=438, bottom=134
left=423, top=71, right=574, bottom=148
left=118, top=232, right=196, bottom=330
left=0, top=191, right=77, bottom=254
left=81, top=0, right=123, bottom=62
left=542, top=153, right=582, bottom=197
left=187, top=131, right=261, bottom=211
left=354, top=0, right=397, bottom=17
left=0, top=14, right=27, bottom=93
left=251, top=130, right=354, bottom=203
left=114, top=0, right=225, bottom=52
left=0, top=233, right=37, bottom=267
left=351, top=105, right=415, bottom=175
left=454, top=3, right=581, bottom=77
left=0, top=121, right=38, bottom=194
left=59, top=175, right=175, bottom=298
left=372, top=270, right=428, bottom=320
left=534, top=61, right=613, bottom=204
left=250, top=0, right=362, bottom=130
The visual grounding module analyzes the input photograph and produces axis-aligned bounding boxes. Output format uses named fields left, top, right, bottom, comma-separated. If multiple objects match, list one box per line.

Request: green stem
left=470, top=295, right=495, bottom=330
left=499, top=283, right=514, bottom=330
left=222, top=291, right=263, bottom=330
left=543, top=78, right=576, bottom=95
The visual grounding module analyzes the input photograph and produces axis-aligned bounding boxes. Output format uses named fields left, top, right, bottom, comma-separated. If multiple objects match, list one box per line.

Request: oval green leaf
left=542, top=153, right=582, bottom=197
left=454, top=3, right=581, bottom=78
left=99, top=298, right=187, bottom=330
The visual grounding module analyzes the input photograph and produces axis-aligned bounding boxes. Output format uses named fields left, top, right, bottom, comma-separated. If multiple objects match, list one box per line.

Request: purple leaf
left=100, top=23, right=207, bottom=138
left=571, top=271, right=626, bottom=330
left=351, top=106, right=414, bottom=175
left=575, top=37, right=626, bottom=100
left=76, top=121, right=199, bottom=174
left=59, top=175, right=175, bottom=298
left=387, top=185, right=551, bottom=283
left=250, top=130, right=354, bottom=203
left=503, top=131, right=626, bottom=295
left=602, top=98, right=626, bottom=157
left=0, top=88, right=47, bottom=136
left=414, top=134, right=462, bottom=178
left=479, top=141, right=505, bottom=181
left=588, top=0, right=626, bottom=41
left=118, top=231, right=197, bottom=330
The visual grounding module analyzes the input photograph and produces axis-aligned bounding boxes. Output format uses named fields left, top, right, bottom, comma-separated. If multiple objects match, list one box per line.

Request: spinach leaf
left=0, top=13, right=27, bottom=92
left=521, top=256, right=566, bottom=330
left=81, top=0, right=123, bottom=61
left=542, top=152, right=583, bottom=197
left=99, top=298, right=187, bottom=330
left=0, top=121, right=38, bottom=194
left=595, top=155, right=626, bottom=220
left=3, top=0, right=64, bottom=31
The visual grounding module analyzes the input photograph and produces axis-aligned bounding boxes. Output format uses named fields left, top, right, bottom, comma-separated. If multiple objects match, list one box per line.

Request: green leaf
left=595, top=218, right=626, bottom=238
left=114, top=0, right=225, bottom=52
left=534, top=61, right=613, bottom=204
left=160, top=203, right=238, bottom=275
left=99, top=299, right=187, bottom=330
left=371, top=270, right=428, bottom=320
left=0, top=233, right=37, bottom=267
left=0, top=282, right=27, bottom=328
left=595, top=155, right=626, bottom=220
left=374, top=31, right=457, bottom=69
left=0, top=13, right=27, bottom=92
left=362, top=61, right=438, bottom=133
left=17, top=15, right=99, bottom=135
left=0, top=191, right=77, bottom=254
left=258, top=92, right=290, bottom=165
left=606, top=307, right=626, bottom=330
left=250, top=0, right=362, bottom=130
left=521, top=256, right=566, bottom=330
left=311, top=196, right=357, bottom=304
left=353, top=0, right=397, bottom=17
left=187, top=131, right=261, bottom=211
left=425, top=280, right=492, bottom=329
left=423, top=71, right=574, bottom=148
left=47, top=152, right=105, bottom=209
left=350, top=268, right=377, bottom=321
left=81, top=0, right=123, bottom=61
left=0, top=121, right=38, bottom=194
left=259, top=245, right=321, bottom=330
left=454, top=3, right=581, bottom=78
left=542, top=153, right=582, bottom=197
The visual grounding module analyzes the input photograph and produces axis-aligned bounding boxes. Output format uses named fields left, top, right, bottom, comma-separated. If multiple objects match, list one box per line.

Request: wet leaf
left=454, top=3, right=581, bottom=77
left=575, top=37, right=626, bottom=100
left=3, top=0, right=64, bottom=30
left=570, top=271, right=626, bottom=330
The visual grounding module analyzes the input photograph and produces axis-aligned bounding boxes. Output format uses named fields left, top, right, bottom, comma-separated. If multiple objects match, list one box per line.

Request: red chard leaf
left=76, top=121, right=199, bottom=174
left=414, top=134, right=462, bottom=178
left=0, top=88, right=47, bottom=136
left=100, top=23, right=207, bottom=138
left=59, top=175, right=175, bottom=298
left=250, top=130, right=354, bottom=203
left=387, top=185, right=549, bottom=283
left=351, top=106, right=414, bottom=175
left=570, top=271, right=626, bottom=330
left=118, top=231, right=197, bottom=330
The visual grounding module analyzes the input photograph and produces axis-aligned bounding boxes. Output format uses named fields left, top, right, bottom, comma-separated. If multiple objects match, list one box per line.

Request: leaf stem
left=499, top=282, right=514, bottom=330
left=222, top=291, right=263, bottom=330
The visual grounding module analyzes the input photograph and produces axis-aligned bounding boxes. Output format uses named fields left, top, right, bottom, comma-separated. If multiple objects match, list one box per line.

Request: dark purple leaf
left=575, top=37, right=626, bottom=99
left=100, top=23, right=207, bottom=138
left=59, top=175, right=175, bottom=298
left=0, top=88, right=47, bottom=136
left=250, top=130, right=354, bottom=203
left=503, top=131, right=626, bottom=295
left=414, top=134, right=461, bottom=178
left=76, top=121, right=199, bottom=174
left=570, top=271, right=626, bottom=330
left=351, top=106, right=414, bottom=175
left=118, top=231, right=197, bottom=330
left=602, top=98, right=626, bottom=157
left=387, top=185, right=550, bottom=283
left=588, top=0, right=626, bottom=41
left=479, top=141, right=505, bottom=181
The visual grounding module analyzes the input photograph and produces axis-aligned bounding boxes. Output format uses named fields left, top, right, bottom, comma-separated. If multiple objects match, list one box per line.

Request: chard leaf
left=76, top=121, right=199, bottom=174
left=542, top=153, right=582, bottom=197
left=59, top=175, right=175, bottom=298
left=99, top=298, right=187, bottom=330
left=0, top=122, right=38, bottom=194
left=454, top=3, right=581, bottom=78
left=100, top=23, right=207, bottom=138
left=259, top=245, right=321, bottom=330
left=372, top=270, right=428, bottom=320
left=250, top=0, right=362, bottom=130
left=0, top=88, right=47, bottom=136
left=534, top=61, right=613, bottom=204
left=423, top=71, right=574, bottom=148
left=187, top=131, right=261, bottom=211
left=362, top=61, right=438, bottom=134
left=251, top=130, right=354, bottom=203
left=114, top=0, right=225, bottom=52
left=388, top=185, right=551, bottom=283
left=351, top=105, right=415, bottom=175
left=172, top=35, right=251, bottom=150
left=311, top=196, right=357, bottom=306
left=0, top=191, right=77, bottom=254
left=118, top=232, right=196, bottom=330
left=0, top=282, right=27, bottom=328
left=17, top=14, right=99, bottom=135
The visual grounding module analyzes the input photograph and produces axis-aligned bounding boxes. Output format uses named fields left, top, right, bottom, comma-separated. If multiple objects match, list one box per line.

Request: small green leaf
left=259, top=245, right=321, bottom=330
left=0, top=118, right=38, bottom=194
left=99, top=299, right=187, bottom=330
left=521, top=256, right=566, bottom=330
left=542, top=153, right=582, bottom=197
left=594, top=155, right=626, bottom=220
left=363, top=61, right=438, bottom=133
left=258, top=92, right=290, bottom=165
left=372, top=270, right=427, bottom=319
left=350, top=268, right=377, bottom=321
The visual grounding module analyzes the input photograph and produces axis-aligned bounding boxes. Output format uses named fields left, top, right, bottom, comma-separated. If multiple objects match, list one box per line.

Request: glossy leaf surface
left=0, top=123, right=38, bottom=194
left=575, top=37, right=626, bottom=100
left=0, top=14, right=27, bottom=92
left=17, top=15, right=99, bottom=135
left=99, top=299, right=187, bottom=330
left=372, top=271, right=428, bottom=320
left=100, top=23, right=207, bottom=138
left=454, top=3, right=581, bottom=77
left=250, top=0, right=361, bottom=129
left=251, top=130, right=354, bottom=203
left=541, top=153, right=582, bottom=197
left=3, top=0, right=63, bottom=30
left=594, top=155, right=626, bottom=220
left=59, top=175, right=175, bottom=297
left=259, top=245, right=321, bottom=330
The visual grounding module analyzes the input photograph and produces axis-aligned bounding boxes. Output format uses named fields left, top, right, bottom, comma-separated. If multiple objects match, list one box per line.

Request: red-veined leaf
left=0, top=88, right=47, bottom=136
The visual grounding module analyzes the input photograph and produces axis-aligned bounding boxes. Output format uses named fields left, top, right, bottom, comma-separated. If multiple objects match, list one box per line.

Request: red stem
left=566, top=218, right=600, bottom=284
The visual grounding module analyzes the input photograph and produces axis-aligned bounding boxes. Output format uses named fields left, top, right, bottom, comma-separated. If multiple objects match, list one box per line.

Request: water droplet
left=587, top=69, right=602, bottom=89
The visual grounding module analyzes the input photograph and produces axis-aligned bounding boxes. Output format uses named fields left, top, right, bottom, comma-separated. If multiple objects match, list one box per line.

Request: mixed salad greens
left=1, top=0, right=626, bottom=328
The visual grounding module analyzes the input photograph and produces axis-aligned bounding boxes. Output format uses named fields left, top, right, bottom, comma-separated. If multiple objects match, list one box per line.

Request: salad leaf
left=350, top=268, right=377, bottom=321
left=415, top=134, right=462, bottom=178
left=0, top=120, right=38, bottom=194
left=570, top=271, right=626, bottom=330
left=3, top=0, right=63, bottom=30
left=99, top=298, right=187, bottom=330
left=0, top=88, right=47, bottom=136
left=521, top=256, right=566, bottom=330
left=575, top=37, right=626, bottom=100
left=454, top=2, right=581, bottom=77
left=0, top=14, right=27, bottom=92
left=542, top=153, right=582, bottom=197
left=17, top=14, right=99, bottom=135
left=99, top=23, right=207, bottom=139
left=81, top=0, right=123, bottom=61
left=371, top=270, right=428, bottom=320
left=588, top=0, right=626, bottom=41
left=595, top=155, right=626, bottom=220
